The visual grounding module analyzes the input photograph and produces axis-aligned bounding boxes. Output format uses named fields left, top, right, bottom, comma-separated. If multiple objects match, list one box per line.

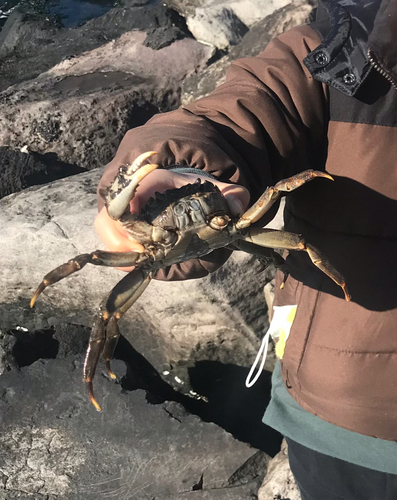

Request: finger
left=217, top=183, right=250, bottom=217
left=95, top=208, right=145, bottom=253
left=128, top=170, right=178, bottom=214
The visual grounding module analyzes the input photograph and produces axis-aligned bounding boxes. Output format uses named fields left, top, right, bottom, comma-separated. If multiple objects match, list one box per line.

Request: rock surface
left=258, top=440, right=302, bottom=500
left=182, top=0, right=314, bottom=104
left=0, top=0, right=314, bottom=175
left=0, top=4, right=191, bottom=91
left=0, top=31, right=214, bottom=171
left=0, top=356, right=270, bottom=499
left=166, top=0, right=298, bottom=48
left=0, top=146, right=85, bottom=199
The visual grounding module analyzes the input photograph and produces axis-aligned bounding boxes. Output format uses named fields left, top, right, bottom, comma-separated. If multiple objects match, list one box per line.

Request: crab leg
left=230, top=239, right=287, bottom=271
left=83, top=268, right=152, bottom=411
left=106, top=151, right=159, bottom=220
left=83, top=311, right=106, bottom=411
left=243, top=228, right=351, bottom=301
left=236, top=170, right=333, bottom=229
left=101, top=316, right=120, bottom=380
left=30, top=250, right=150, bottom=308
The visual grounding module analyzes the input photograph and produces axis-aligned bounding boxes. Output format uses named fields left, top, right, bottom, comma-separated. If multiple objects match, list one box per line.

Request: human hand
left=95, top=169, right=250, bottom=272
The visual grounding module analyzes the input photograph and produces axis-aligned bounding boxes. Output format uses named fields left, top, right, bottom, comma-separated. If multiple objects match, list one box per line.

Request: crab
left=31, top=151, right=350, bottom=411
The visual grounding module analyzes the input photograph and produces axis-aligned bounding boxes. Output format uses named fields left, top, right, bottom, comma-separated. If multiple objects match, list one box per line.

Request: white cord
left=245, top=328, right=270, bottom=388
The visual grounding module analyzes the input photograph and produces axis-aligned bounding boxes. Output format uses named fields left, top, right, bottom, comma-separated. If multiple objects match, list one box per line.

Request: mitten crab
left=31, top=152, right=350, bottom=411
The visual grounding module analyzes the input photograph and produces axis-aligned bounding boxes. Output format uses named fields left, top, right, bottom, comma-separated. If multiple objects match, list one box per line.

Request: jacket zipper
left=367, top=49, right=397, bottom=89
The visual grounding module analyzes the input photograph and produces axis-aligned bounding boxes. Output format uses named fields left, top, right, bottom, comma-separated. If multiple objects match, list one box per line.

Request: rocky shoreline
left=0, top=1, right=314, bottom=498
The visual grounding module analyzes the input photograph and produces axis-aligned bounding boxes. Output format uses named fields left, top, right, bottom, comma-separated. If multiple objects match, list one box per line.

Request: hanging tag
left=245, top=305, right=297, bottom=388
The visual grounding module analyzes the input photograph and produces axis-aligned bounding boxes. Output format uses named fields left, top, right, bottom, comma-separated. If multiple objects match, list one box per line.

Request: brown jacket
left=98, top=0, right=397, bottom=440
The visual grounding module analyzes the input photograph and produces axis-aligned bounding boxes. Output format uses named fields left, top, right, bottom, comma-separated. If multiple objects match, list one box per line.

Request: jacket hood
left=304, top=0, right=397, bottom=96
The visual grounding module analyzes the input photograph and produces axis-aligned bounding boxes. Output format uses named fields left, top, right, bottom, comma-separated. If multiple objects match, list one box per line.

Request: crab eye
left=209, top=215, right=230, bottom=230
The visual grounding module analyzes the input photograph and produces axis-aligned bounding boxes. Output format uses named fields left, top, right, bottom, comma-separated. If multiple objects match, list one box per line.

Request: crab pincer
left=106, top=151, right=159, bottom=220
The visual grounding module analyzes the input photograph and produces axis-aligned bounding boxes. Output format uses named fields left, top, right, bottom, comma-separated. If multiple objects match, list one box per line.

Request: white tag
left=245, top=305, right=297, bottom=388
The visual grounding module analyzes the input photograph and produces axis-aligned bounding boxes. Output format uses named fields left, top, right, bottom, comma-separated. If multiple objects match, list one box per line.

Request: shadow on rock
left=115, top=335, right=282, bottom=457
left=187, top=360, right=282, bottom=456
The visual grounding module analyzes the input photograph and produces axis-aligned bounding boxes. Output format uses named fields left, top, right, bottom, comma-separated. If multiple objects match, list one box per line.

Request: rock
left=0, top=168, right=269, bottom=363
left=0, top=168, right=284, bottom=454
left=0, top=9, right=58, bottom=59
left=166, top=0, right=301, bottom=48
left=0, top=356, right=268, bottom=499
left=0, top=33, right=214, bottom=171
left=0, top=146, right=85, bottom=199
left=258, top=439, right=302, bottom=500
left=186, top=6, right=249, bottom=50
left=182, top=0, right=314, bottom=104
left=0, top=3, right=208, bottom=174
left=0, top=1, right=313, bottom=178
left=0, top=5, right=191, bottom=92
left=0, top=330, right=17, bottom=375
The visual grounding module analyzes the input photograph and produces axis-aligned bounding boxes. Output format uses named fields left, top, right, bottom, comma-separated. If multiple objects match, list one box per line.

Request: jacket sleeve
left=97, top=24, right=328, bottom=280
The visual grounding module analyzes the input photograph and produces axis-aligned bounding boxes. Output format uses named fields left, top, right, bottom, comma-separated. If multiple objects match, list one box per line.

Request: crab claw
left=106, top=151, right=159, bottom=220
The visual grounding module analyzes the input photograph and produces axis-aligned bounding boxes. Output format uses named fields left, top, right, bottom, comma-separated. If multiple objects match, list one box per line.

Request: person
left=96, top=0, right=397, bottom=498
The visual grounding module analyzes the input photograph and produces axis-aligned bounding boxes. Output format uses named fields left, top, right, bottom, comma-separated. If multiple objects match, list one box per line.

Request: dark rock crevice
left=0, top=146, right=86, bottom=199
left=10, top=328, right=59, bottom=367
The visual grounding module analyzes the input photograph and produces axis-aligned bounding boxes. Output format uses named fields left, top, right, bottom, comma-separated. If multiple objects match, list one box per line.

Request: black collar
left=303, top=0, right=396, bottom=96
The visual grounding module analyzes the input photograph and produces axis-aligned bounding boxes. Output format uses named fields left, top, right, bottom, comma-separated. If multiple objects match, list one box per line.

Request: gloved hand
left=95, top=168, right=250, bottom=280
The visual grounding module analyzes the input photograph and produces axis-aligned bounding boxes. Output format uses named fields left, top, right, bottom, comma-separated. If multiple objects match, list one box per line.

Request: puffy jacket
left=98, top=0, right=397, bottom=439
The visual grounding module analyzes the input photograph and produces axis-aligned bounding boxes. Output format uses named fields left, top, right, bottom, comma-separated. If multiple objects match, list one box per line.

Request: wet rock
left=0, top=32, right=214, bottom=171
left=0, top=357, right=267, bottom=499
left=0, top=4, right=191, bottom=92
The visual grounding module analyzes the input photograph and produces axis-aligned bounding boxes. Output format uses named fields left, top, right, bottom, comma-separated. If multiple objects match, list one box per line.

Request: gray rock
left=166, top=0, right=303, bottom=48
left=0, top=33, right=214, bottom=170
left=182, top=0, right=315, bottom=104
left=0, top=9, right=58, bottom=59
left=0, top=357, right=268, bottom=499
left=0, top=330, right=17, bottom=376
left=186, top=6, right=248, bottom=50
left=0, top=5, right=191, bottom=92
left=0, top=146, right=85, bottom=199
left=258, top=439, right=301, bottom=500
left=0, top=168, right=277, bottom=415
